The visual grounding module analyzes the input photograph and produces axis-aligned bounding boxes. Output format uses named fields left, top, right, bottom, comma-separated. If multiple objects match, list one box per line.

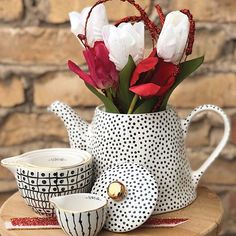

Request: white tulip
left=69, top=4, right=108, bottom=47
left=157, top=11, right=190, bottom=64
left=102, top=22, right=145, bottom=71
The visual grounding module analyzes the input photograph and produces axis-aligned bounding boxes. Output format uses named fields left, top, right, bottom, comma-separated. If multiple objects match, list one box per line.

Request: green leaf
left=160, top=56, right=204, bottom=110
left=133, top=97, right=158, bottom=114
left=86, top=84, right=120, bottom=113
left=116, top=56, right=136, bottom=113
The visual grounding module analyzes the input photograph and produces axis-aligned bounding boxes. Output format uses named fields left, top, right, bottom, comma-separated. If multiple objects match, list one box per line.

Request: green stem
left=128, top=94, right=139, bottom=114
left=106, top=89, right=113, bottom=101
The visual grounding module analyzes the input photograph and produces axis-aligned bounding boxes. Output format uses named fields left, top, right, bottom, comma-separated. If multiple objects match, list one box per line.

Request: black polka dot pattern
left=87, top=105, right=197, bottom=214
left=50, top=102, right=229, bottom=214
left=49, top=101, right=89, bottom=150
left=91, top=163, right=158, bottom=232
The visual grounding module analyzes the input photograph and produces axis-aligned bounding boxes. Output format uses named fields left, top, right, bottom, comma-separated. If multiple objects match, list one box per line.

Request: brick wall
left=0, top=0, right=235, bottom=234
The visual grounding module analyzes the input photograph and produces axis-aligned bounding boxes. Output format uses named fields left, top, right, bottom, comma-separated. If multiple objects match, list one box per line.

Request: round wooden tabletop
left=0, top=187, right=223, bottom=236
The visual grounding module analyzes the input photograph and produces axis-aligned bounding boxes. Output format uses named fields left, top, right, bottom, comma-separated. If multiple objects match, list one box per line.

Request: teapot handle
left=181, top=104, right=230, bottom=187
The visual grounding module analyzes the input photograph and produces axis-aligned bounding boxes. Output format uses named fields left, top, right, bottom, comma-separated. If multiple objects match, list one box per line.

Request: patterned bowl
left=1, top=148, right=93, bottom=216
left=50, top=193, right=107, bottom=236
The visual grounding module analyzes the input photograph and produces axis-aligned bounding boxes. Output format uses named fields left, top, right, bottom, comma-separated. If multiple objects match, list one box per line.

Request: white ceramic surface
left=1, top=148, right=93, bottom=216
left=50, top=193, right=107, bottom=236
left=91, top=163, right=158, bottom=232
left=49, top=101, right=230, bottom=214
left=2, top=148, right=90, bottom=170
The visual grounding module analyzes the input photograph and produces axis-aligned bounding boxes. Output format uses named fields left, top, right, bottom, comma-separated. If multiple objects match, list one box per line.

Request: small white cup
left=50, top=193, right=107, bottom=236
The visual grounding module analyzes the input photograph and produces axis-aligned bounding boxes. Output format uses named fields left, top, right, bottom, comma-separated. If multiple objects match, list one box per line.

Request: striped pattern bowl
left=50, top=193, right=107, bottom=236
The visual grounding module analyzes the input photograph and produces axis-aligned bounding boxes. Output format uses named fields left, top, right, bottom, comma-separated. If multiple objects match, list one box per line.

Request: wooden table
left=0, top=187, right=223, bottom=236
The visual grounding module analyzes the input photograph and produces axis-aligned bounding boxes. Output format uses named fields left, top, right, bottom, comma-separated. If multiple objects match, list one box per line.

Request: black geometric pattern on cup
left=56, top=207, right=106, bottom=236
left=16, top=163, right=93, bottom=216
left=91, top=163, right=158, bottom=232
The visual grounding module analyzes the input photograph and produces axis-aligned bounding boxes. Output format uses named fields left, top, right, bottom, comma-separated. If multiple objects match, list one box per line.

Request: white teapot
left=49, top=101, right=230, bottom=214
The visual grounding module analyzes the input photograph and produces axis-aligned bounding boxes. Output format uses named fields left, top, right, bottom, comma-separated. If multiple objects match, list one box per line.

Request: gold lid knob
left=107, top=181, right=127, bottom=202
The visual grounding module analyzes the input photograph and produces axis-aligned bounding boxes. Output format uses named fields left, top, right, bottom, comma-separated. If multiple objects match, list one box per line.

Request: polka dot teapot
left=49, top=101, right=230, bottom=214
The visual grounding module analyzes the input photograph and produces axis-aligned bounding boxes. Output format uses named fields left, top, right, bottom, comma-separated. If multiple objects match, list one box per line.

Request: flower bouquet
left=68, top=0, right=204, bottom=114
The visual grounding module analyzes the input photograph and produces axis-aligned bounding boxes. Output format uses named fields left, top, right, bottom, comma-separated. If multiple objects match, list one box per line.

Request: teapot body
left=49, top=101, right=230, bottom=215
left=87, top=106, right=195, bottom=214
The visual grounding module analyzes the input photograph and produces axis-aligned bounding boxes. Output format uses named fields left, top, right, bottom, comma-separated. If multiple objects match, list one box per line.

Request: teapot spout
left=48, top=101, right=89, bottom=150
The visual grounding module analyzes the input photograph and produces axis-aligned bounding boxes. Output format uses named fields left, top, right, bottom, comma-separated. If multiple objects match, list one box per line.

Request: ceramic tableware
left=50, top=193, right=107, bottom=236
left=1, top=148, right=93, bottom=216
left=91, top=163, right=158, bottom=232
left=49, top=101, right=230, bottom=214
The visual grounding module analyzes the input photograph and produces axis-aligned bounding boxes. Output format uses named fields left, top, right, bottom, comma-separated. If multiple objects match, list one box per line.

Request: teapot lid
left=91, top=163, right=158, bottom=232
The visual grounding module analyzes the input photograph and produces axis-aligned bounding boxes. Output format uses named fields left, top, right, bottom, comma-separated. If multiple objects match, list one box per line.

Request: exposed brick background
left=0, top=0, right=235, bottom=235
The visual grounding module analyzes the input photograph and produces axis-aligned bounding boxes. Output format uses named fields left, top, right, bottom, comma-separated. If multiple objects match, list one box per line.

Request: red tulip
left=129, top=51, right=179, bottom=98
left=68, top=41, right=119, bottom=90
